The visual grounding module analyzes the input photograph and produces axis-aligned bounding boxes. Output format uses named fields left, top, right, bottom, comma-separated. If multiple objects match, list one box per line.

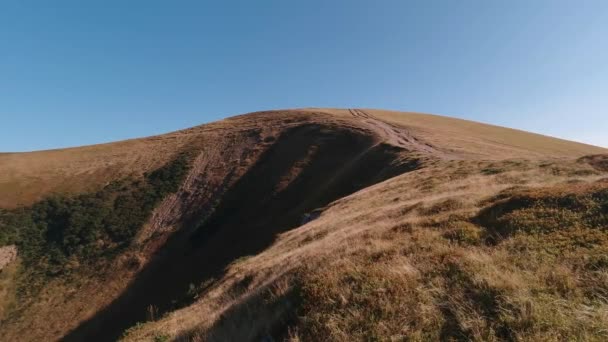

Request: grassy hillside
left=323, top=108, right=607, bottom=159
left=0, top=109, right=606, bottom=341
left=125, top=158, right=608, bottom=342
left=1, top=108, right=604, bottom=209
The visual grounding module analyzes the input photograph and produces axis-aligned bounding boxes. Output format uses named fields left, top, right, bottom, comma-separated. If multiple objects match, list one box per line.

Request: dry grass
left=0, top=257, right=19, bottom=321
left=2, top=108, right=605, bottom=209
left=0, top=109, right=350, bottom=208
left=579, top=154, right=608, bottom=172
left=321, top=108, right=607, bottom=159
left=120, top=157, right=608, bottom=341
left=1, top=109, right=607, bottom=341
left=288, top=181, right=608, bottom=341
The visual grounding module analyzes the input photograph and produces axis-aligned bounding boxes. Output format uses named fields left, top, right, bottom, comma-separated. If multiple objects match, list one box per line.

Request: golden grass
left=121, top=157, right=608, bottom=341
left=318, top=108, right=607, bottom=159
left=1, top=109, right=607, bottom=341
left=2, top=108, right=605, bottom=208
left=0, top=109, right=331, bottom=208
left=0, top=257, right=19, bottom=321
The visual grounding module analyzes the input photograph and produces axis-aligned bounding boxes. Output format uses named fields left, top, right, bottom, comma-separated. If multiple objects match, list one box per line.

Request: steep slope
left=126, top=159, right=608, bottom=342
left=1, top=108, right=603, bottom=209
left=0, top=109, right=606, bottom=341
left=0, top=110, right=417, bottom=341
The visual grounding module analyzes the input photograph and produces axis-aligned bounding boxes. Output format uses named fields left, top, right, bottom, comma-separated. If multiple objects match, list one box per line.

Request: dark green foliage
left=146, top=154, right=190, bottom=194
left=0, top=153, right=191, bottom=278
left=0, top=209, right=21, bottom=246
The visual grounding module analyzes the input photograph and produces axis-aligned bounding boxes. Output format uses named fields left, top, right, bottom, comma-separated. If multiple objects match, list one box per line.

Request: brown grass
left=2, top=108, right=605, bottom=209
left=286, top=180, right=608, bottom=341
left=579, top=154, right=608, bottom=172
left=322, top=108, right=607, bottom=159
left=118, top=156, right=608, bottom=341
left=0, top=257, right=19, bottom=321
left=1, top=109, right=607, bottom=341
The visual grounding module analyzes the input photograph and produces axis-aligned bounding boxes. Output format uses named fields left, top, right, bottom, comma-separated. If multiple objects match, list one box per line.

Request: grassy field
left=122, top=157, right=608, bottom=342
left=0, top=109, right=607, bottom=341
left=324, top=108, right=606, bottom=159
left=1, top=108, right=603, bottom=209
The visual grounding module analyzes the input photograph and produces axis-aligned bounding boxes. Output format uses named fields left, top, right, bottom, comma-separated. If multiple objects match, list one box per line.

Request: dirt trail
left=348, top=108, right=442, bottom=155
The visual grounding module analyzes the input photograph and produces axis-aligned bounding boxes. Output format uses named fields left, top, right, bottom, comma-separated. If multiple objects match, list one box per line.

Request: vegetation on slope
left=0, top=153, right=191, bottom=290
left=128, top=159, right=607, bottom=342
left=579, top=154, right=608, bottom=172
left=477, top=182, right=608, bottom=240
left=1, top=110, right=606, bottom=341
left=289, top=180, right=608, bottom=341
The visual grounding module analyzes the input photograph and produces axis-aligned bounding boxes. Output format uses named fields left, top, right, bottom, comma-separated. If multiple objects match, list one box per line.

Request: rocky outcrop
left=0, top=245, right=17, bottom=271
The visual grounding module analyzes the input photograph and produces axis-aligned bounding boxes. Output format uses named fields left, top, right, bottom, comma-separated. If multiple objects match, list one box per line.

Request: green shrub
left=0, top=153, right=192, bottom=280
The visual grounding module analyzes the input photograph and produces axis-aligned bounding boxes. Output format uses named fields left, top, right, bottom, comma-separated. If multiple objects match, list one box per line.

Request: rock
left=0, top=245, right=17, bottom=271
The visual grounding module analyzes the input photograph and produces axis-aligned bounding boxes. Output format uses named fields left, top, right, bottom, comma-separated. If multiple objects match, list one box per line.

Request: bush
left=0, top=153, right=192, bottom=279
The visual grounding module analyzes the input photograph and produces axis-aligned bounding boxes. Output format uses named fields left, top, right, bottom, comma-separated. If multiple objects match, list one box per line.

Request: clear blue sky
left=1, top=0, right=607, bottom=152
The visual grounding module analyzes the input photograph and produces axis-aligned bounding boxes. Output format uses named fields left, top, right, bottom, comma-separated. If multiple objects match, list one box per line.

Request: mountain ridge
left=1, top=108, right=607, bottom=341
left=1, top=108, right=605, bottom=209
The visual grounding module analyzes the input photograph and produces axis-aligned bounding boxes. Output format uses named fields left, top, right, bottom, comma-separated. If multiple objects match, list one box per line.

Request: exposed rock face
left=0, top=245, right=17, bottom=271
